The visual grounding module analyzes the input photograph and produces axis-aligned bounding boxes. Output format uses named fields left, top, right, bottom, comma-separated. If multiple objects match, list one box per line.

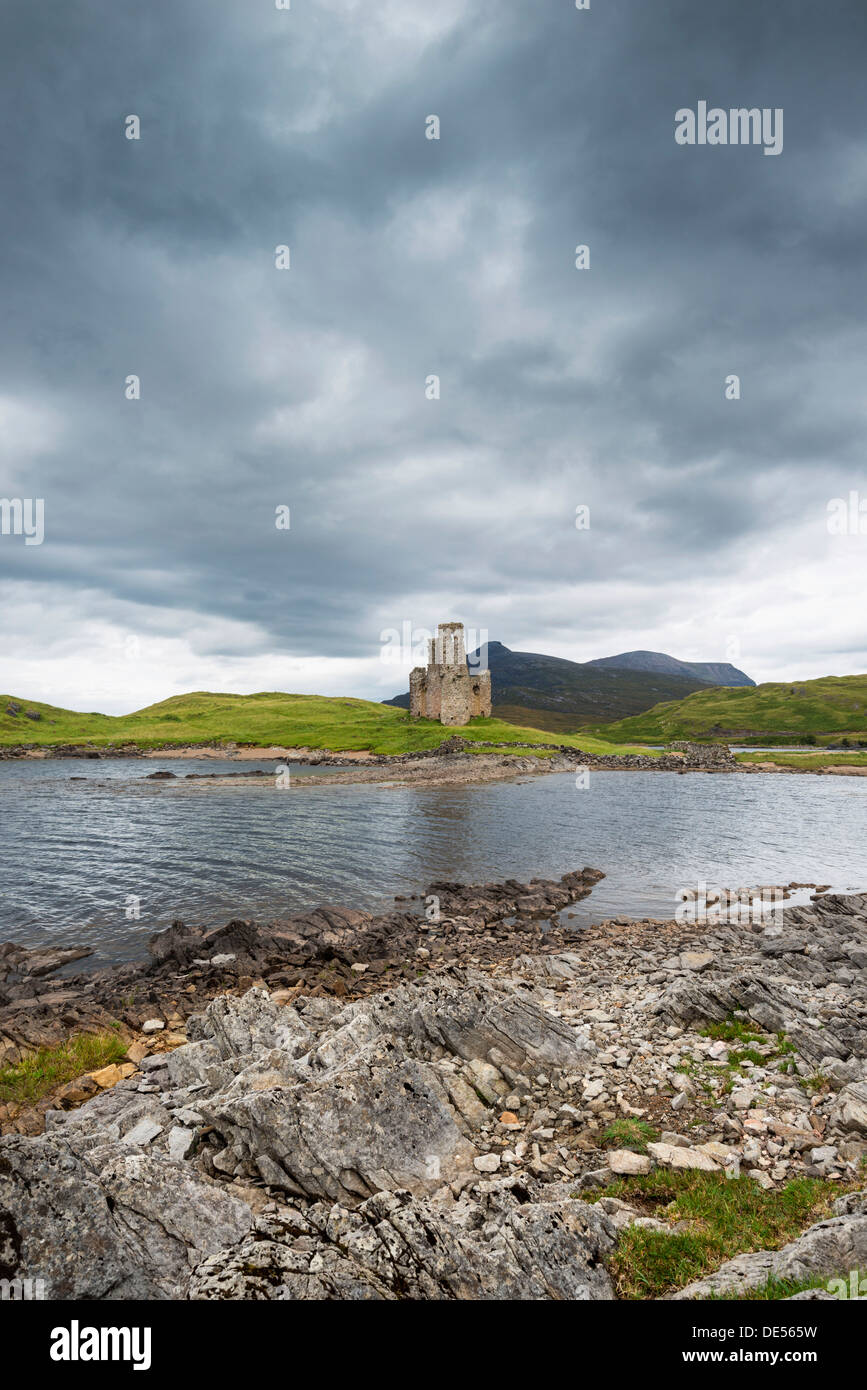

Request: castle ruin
left=409, top=622, right=492, bottom=726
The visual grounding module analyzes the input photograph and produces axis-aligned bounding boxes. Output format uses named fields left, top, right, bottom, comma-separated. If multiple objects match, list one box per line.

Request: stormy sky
left=1, top=0, right=865, bottom=713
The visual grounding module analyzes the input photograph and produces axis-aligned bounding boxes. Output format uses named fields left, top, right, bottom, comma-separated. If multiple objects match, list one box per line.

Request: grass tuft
left=601, top=1119, right=660, bottom=1154
left=704, top=1270, right=865, bottom=1301
left=587, top=1169, right=848, bottom=1300
left=699, top=1016, right=764, bottom=1045
left=0, top=1032, right=128, bottom=1108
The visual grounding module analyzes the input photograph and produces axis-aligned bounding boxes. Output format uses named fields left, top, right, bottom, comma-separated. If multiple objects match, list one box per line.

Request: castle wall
left=409, top=667, right=426, bottom=718
left=439, top=668, right=472, bottom=725
left=408, top=624, right=491, bottom=726
left=426, top=670, right=443, bottom=720
left=478, top=670, right=491, bottom=716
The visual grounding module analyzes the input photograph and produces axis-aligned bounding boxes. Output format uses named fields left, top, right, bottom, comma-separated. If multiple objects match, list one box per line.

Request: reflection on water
left=1, top=759, right=866, bottom=967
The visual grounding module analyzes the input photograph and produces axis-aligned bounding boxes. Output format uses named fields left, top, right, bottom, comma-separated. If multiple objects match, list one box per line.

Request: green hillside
left=0, top=690, right=651, bottom=758
left=492, top=703, right=596, bottom=735
left=590, top=674, right=867, bottom=746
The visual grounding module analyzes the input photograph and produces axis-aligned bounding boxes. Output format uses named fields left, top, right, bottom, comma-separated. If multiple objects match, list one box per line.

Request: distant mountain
left=587, top=650, right=755, bottom=688
left=384, top=641, right=722, bottom=732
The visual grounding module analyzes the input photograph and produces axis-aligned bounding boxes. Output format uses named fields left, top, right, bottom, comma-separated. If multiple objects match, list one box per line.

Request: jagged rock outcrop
left=3, top=884, right=867, bottom=1300
left=0, top=942, right=92, bottom=985
left=201, top=1033, right=478, bottom=1203
left=667, top=741, right=738, bottom=767
left=0, top=970, right=607, bottom=1299
left=188, top=1179, right=616, bottom=1301
left=830, top=1082, right=867, bottom=1138
left=0, top=1136, right=251, bottom=1299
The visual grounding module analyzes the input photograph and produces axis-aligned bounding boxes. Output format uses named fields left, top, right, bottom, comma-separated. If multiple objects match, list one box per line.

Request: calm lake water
left=1, top=759, right=866, bottom=968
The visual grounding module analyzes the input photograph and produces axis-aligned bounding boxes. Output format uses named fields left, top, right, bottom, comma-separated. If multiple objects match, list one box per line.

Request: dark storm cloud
left=1, top=0, right=866, bottom=683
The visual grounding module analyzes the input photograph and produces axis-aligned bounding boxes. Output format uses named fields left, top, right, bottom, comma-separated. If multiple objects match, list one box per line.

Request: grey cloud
left=1, top=0, right=866, bottom=685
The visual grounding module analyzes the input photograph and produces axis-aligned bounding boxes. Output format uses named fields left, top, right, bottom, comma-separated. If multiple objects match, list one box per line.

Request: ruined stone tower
left=409, top=622, right=492, bottom=725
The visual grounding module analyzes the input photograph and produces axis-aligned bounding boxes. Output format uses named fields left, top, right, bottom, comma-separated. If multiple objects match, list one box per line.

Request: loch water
left=1, top=759, right=866, bottom=968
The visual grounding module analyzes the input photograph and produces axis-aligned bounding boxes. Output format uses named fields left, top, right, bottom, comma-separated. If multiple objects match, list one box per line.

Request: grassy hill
left=590, top=675, right=867, bottom=746
left=0, top=690, right=652, bottom=758
left=490, top=703, right=596, bottom=735
left=737, top=750, right=867, bottom=769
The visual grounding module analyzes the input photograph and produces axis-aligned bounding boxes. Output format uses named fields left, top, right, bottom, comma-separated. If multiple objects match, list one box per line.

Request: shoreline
left=3, top=739, right=867, bottom=777
left=139, top=750, right=733, bottom=790
left=0, top=865, right=608, bottom=1128
left=0, top=741, right=742, bottom=791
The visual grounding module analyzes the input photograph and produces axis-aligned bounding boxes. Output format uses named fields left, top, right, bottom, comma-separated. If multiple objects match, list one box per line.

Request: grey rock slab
left=122, top=1117, right=164, bottom=1147
left=607, top=1149, right=652, bottom=1175
left=680, top=952, right=714, bottom=972
left=167, top=1126, right=195, bottom=1161
left=646, top=1142, right=721, bottom=1172
left=98, top=1151, right=251, bottom=1276
left=830, top=1081, right=867, bottom=1137
left=350, top=973, right=596, bottom=1074
left=0, top=1136, right=249, bottom=1300
left=201, top=1034, right=477, bottom=1204
left=189, top=988, right=314, bottom=1060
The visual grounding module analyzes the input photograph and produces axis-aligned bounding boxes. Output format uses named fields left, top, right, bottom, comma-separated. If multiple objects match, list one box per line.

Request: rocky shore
left=0, top=736, right=737, bottom=774
left=8, top=738, right=866, bottom=781
left=1, top=872, right=866, bottom=1300
left=0, top=868, right=606, bottom=1099
left=5, top=739, right=867, bottom=782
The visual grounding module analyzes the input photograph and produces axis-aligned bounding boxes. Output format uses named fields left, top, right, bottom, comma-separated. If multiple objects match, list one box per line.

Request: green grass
left=726, top=1046, right=766, bottom=1069
left=601, top=1119, right=660, bottom=1154
left=0, top=690, right=655, bottom=758
left=704, top=1271, right=861, bottom=1301
left=699, top=1017, right=765, bottom=1045
left=587, top=1170, right=848, bottom=1299
left=493, top=703, right=600, bottom=735
left=736, top=750, right=867, bottom=769
left=588, top=674, right=867, bottom=746
left=802, top=1073, right=830, bottom=1096
left=0, top=1032, right=128, bottom=1108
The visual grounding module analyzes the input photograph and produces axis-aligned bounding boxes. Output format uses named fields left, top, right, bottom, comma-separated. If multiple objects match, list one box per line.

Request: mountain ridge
left=587, top=649, right=754, bottom=687
left=384, top=641, right=749, bottom=730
